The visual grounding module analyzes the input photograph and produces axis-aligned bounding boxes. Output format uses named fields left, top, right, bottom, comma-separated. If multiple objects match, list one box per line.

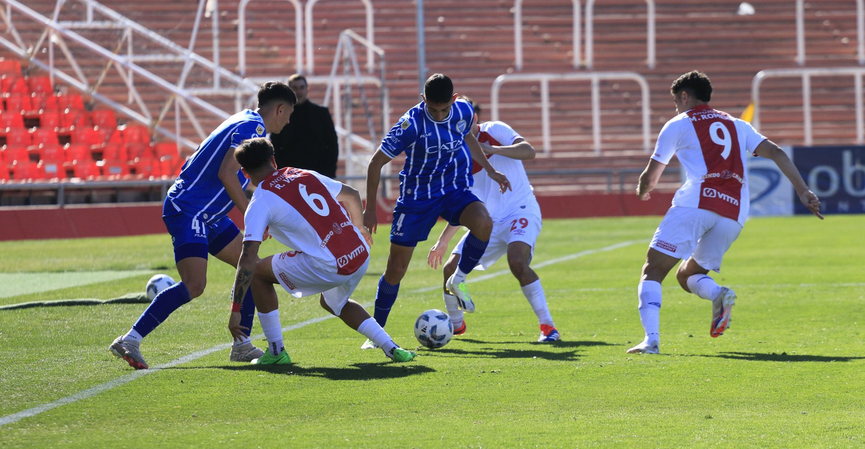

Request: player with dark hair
left=110, top=82, right=297, bottom=369
left=360, top=73, right=511, bottom=348
left=427, top=96, right=559, bottom=342
left=628, top=70, right=822, bottom=354
left=228, top=138, right=416, bottom=364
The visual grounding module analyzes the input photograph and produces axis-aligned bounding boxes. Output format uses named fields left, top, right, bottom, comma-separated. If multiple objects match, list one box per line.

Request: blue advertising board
left=792, top=145, right=865, bottom=215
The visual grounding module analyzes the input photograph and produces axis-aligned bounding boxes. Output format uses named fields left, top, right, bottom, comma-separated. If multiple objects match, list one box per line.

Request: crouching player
left=227, top=138, right=417, bottom=364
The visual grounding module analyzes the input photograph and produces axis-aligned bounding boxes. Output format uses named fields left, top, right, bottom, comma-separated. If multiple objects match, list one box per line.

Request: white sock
left=443, top=292, right=464, bottom=325
left=232, top=336, right=251, bottom=346
left=638, top=280, right=662, bottom=343
left=521, top=279, right=554, bottom=326
left=123, top=329, right=143, bottom=344
left=257, top=309, right=284, bottom=356
left=687, top=274, right=721, bottom=301
left=451, top=267, right=468, bottom=284
left=357, top=317, right=397, bottom=354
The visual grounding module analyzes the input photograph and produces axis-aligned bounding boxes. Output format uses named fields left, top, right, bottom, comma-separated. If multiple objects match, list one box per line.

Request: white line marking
left=0, top=239, right=640, bottom=428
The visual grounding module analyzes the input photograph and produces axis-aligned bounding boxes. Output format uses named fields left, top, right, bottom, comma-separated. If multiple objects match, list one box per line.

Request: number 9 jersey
left=652, top=105, right=767, bottom=226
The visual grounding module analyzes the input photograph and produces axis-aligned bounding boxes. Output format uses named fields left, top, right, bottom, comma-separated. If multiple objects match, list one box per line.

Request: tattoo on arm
left=232, top=267, right=253, bottom=305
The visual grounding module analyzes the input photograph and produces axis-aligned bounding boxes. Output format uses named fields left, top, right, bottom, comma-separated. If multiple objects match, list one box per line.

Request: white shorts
left=452, top=201, right=542, bottom=270
left=270, top=250, right=369, bottom=316
left=650, top=206, right=742, bottom=272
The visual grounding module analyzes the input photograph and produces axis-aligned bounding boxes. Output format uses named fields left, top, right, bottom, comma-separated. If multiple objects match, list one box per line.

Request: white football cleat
left=360, top=338, right=379, bottom=350
left=626, top=338, right=660, bottom=354
left=711, top=287, right=736, bottom=338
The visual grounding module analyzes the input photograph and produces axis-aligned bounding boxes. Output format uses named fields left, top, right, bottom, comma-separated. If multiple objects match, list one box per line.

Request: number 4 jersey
left=243, top=168, right=369, bottom=276
left=652, top=105, right=767, bottom=226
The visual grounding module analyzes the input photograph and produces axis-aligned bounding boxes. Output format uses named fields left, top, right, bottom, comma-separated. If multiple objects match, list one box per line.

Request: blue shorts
left=390, top=188, right=481, bottom=247
left=163, top=212, right=240, bottom=263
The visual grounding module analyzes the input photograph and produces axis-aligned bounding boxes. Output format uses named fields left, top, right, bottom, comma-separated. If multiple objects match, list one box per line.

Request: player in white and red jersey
left=628, top=71, right=823, bottom=354
left=227, top=138, right=416, bottom=364
left=428, top=97, right=559, bottom=343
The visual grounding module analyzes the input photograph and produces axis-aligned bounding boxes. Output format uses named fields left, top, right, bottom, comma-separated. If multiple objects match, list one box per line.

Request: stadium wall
left=0, top=192, right=675, bottom=241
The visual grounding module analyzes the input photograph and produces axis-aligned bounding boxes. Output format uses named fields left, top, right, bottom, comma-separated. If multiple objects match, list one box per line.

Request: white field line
left=0, top=239, right=640, bottom=428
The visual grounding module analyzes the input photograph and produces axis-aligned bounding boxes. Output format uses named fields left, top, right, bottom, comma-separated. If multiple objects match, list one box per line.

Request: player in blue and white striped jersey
left=361, top=74, right=510, bottom=344
left=109, top=82, right=297, bottom=370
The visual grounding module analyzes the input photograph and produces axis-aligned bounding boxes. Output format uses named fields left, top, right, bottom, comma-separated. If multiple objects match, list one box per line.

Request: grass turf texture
left=0, top=215, right=862, bottom=448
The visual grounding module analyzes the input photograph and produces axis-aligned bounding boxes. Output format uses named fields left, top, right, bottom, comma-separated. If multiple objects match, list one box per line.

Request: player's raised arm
left=219, top=146, right=250, bottom=214
left=754, top=139, right=823, bottom=219
left=228, top=240, right=260, bottom=341
left=637, top=159, right=667, bottom=201
left=483, top=137, right=536, bottom=161
left=466, top=131, right=511, bottom=193
left=363, top=149, right=393, bottom=234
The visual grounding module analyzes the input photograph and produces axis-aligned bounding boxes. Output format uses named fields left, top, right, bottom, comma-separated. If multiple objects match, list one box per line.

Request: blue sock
left=373, top=277, right=400, bottom=328
left=458, top=233, right=488, bottom=275
left=239, top=288, right=256, bottom=337
left=132, top=281, right=193, bottom=338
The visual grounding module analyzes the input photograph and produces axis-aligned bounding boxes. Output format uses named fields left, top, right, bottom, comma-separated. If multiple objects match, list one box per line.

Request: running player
left=361, top=74, right=510, bottom=348
left=627, top=71, right=823, bottom=354
left=227, top=138, right=416, bottom=364
left=110, top=82, right=296, bottom=369
left=427, top=97, right=559, bottom=343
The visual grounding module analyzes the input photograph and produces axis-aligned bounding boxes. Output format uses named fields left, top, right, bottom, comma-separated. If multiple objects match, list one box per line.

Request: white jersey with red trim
left=243, top=167, right=369, bottom=275
left=471, top=121, right=535, bottom=221
left=652, top=105, right=767, bottom=226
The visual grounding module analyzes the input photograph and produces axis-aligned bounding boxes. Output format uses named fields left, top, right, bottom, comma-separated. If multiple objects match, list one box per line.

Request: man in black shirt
left=270, top=74, right=339, bottom=178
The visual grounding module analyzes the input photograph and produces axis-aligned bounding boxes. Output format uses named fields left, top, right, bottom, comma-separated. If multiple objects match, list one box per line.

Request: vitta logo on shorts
left=278, top=272, right=296, bottom=290
left=702, top=187, right=739, bottom=206
left=337, top=245, right=367, bottom=268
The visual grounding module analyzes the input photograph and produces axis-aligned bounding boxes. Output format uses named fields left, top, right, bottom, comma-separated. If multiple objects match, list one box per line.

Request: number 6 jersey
left=652, top=105, right=767, bottom=226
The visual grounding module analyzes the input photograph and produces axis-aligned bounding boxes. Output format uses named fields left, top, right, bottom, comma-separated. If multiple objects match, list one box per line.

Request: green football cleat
left=388, top=347, right=417, bottom=362
left=252, top=350, right=292, bottom=365
left=446, top=274, right=475, bottom=313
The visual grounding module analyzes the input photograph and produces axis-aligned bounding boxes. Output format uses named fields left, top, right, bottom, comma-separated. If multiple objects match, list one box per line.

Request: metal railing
left=305, top=0, right=375, bottom=74
left=490, top=72, right=651, bottom=154
left=585, top=0, right=655, bottom=69
left=796, top=0, right=864, bottom=66
left=238, top=0, right=304, bottom=76
left=0, top=0, right=261, bottom=152
left=752, top=67, right=865, bottom=145
left=513, top=0, right=580, bottom=71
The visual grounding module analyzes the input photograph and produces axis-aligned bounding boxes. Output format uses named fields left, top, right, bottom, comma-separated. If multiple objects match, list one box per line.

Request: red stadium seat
left=0, top=59, right=21, bottom=76
left=71, top=127, right=103, bottom=149
left=38, top=158, right=64, bottom=179
left=4, top=94, right=32, bottom=114
left=91, top=109, right=117, bottom=130
left=0, top=164, right=9, bottom=182
left=65, top=144, right=91, bottom=163
left=127, top=143, right=153, bottom=160
left=60, top=108, right=90, bottom=131
left=27, top=76, right=53, bottom=96
left=38, top=109, right=61, bottom=131
left=101, top=143, right=128, bottom=161
left=30, top=128, right=59, bottom=146
left=123, top=124, right=150, bottom=144
left=57, top=93, right=85, bottom=111
left=5, top=127, right=30, bottom=147
left=133, top=156, right=160, bottom=178
left=35, top=143, right=64, bottom=162
left=98, top=159, right=129, bottom=179
left=11, top=159, right=41, bottom=181
left=71, top=159, right=99, bottom=179
left=160, top=155, right=183, bottom=178
left=2, top=145, right=28, bottom=165
left=1, top=76, right=28, bottom=95
left=0, top=113, right=24, bottom=134
left=32, top=94, right=59, bottom=111
left=154, top=142, right=179, bottom=158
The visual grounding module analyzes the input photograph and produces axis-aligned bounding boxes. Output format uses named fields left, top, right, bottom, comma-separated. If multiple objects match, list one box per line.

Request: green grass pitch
left=0, top=215, right=862, bottom=448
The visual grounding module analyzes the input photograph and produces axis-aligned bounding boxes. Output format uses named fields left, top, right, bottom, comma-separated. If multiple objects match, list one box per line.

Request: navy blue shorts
left=390, top=188, right=481, bottom=247
left=163, top=212, right=240, bottom=263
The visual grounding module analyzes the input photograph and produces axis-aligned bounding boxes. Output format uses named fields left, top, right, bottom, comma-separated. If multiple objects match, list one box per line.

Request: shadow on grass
left=191, top=362, right=436, bottom=380
left=422, top=346, right=581, bottom=361
left=702, top=351, right=865, bottom=363
left=457, top=337, right=615, bottom=348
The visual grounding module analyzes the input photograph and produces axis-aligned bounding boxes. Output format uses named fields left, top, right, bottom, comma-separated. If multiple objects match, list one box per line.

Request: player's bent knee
left=184, top=280, right=206, bottom=299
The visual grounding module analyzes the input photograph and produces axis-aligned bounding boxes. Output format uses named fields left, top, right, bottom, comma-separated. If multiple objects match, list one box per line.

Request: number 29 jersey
left=652, top=105, right=767, bottom=226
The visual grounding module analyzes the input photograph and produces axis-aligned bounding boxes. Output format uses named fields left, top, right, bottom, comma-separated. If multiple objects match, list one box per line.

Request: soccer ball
left=414, top=309, right=453, bottom=349
left=146, top=274, right=176, bottom=300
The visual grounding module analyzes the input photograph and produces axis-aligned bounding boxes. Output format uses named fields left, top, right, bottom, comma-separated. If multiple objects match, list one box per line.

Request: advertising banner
left=792, top=145, right=865, bottom=215
left=748, top=147, right=794, bottom=217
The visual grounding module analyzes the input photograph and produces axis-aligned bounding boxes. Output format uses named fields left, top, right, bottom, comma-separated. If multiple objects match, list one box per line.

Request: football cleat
left=360, top=338, right=380, bottom=350
left=446, top=274, right=475, bottom=313
left=453, top=320, right=467, bottom=336
left=252, top=350, right=292, bottom=365
left=538, top=324, right=560, bottom=343
left=109, top=336, right=148, bottom=370
left=626, top=339, right=660, bottom=354
left=710, top=287, right=737, bottom=338
left=387, top=347, right=417, bottom=362
left=230, top=341, right=265, bottom=362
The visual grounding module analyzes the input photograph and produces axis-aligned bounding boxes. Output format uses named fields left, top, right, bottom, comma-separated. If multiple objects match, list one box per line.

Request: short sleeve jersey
left=652, top=105, right=767, bottom=225
left=243, top=168, right=369, bottom=275
left=378, top=99, right=475, bottom=202
left=470, top=121, right=535, bottom=221
left=165, top=110, right=266, bottom=224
